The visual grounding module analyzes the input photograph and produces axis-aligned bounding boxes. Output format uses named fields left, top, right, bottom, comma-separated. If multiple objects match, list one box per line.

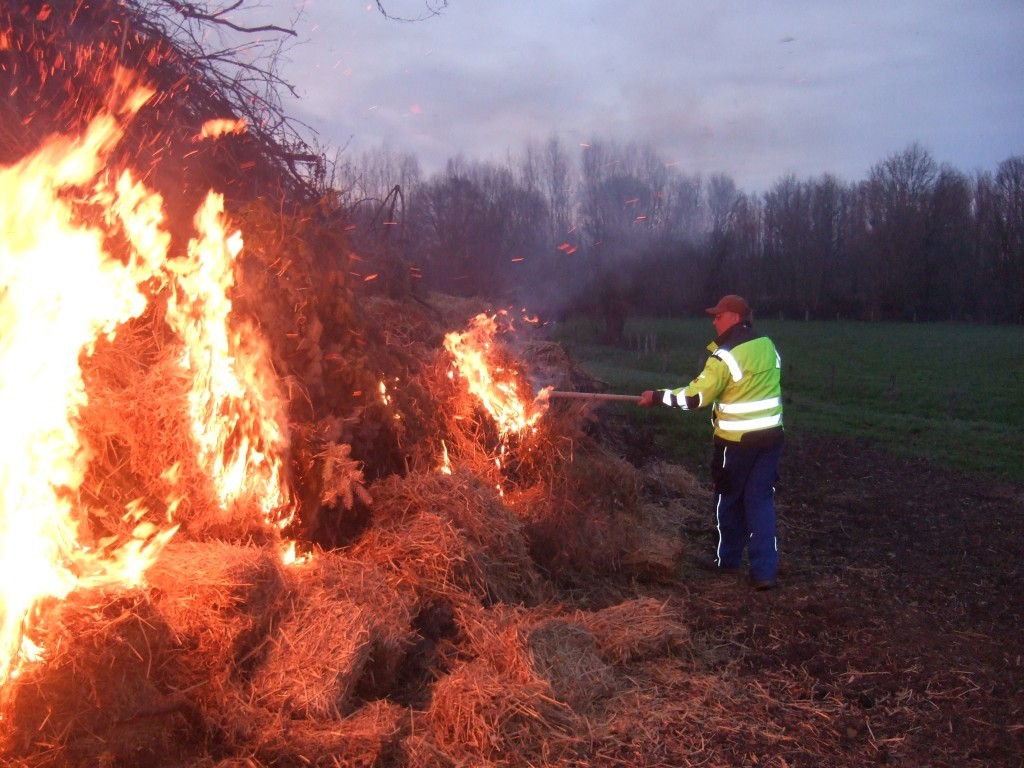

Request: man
left=638, top=295, right=783, bottom=590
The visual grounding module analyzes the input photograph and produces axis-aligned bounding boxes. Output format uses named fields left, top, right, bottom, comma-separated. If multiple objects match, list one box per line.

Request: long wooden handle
left=545, top=391, right=642, bottom=403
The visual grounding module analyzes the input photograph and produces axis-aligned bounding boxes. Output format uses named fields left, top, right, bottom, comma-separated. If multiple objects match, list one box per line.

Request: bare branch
left=375, top=0, right=449, bottom=22
left=122, top=0, right=320, bottom=197
left=162, top=0, right=296, bottom=36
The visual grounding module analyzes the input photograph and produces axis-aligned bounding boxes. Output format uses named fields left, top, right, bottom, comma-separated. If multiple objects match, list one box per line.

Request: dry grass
left=1, top=589, right=188, bottom=766
left=525, top=618, right=617, bottom=713
left=576, top=597, right=691, bottom=665
left=407, top=603, right=586, bottom=766
left=251, top=551, right=416, bottom=720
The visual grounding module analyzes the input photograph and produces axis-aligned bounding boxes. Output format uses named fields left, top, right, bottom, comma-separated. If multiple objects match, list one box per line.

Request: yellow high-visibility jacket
left=659, top=321, right=783, bottom=445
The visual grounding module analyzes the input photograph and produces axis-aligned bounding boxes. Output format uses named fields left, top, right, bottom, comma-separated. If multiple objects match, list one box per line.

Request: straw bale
left=446, top=602, right=535, bottom=681
left=619, top=519, right=686, bottom=583
left=453, top=603, right=616, bottom=714
left=417, top=654, right=583, bottom=766
left=350, top=508, right=491, bottom=605
left=146, top=540, right=287, bottom=676
left=79, top=330, right=214, bottom=522
left=362, top=294, right=444, bottom=349
left=364, top=471, right=546, bottom=605
left=252, top=699, right=409, bottom=768
left=516, top=447, right=642, bottom=580
left=79, top=328, right=278, bottom=544
left=1, top=589, right=200, bottom=767
left=516, top=338, right=597, bottom=395
left=577, top=597, right=690, bottom=665
left=426, top=292, right=491, bottom=328
left=251, top=551, right=416, bottom=720
left=525, top=618, right=617, bottom=713
left=642, top=460, right=703, bottom=498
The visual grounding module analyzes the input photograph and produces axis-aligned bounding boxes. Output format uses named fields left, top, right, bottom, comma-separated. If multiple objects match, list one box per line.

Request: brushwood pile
left=0, top=3, right=697, bottom=766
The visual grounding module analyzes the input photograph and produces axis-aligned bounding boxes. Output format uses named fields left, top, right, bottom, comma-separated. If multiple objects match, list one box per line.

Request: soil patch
left=579, top=430, right=1024, bottom=767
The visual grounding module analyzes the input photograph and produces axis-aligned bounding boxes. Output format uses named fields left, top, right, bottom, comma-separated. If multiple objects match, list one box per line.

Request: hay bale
left=414, top=655, right=581, bottom=766
left=642, top=460, right=703, bottom=498
left=79, top=328, right=281, bottom=545
left=426, top=293, right=491, bottom=328
left=362, top=295, right=444, bottom=349
left=525, top=618, right=617, bottom=712
left=146, top=540, right=287, bottom=676
left=516, top=338, right=596, bottom=394
left=1, top=544, right=292, bottom=766
left=363, top=471, right=546, bottom=605
left=1, top=589, right=199, bottom=767
left=454, top=604, right=617, bottom=713
left=143, top=540, right=289, bottom=750
left=398, top=603, right=587, bottom=764
left=577, top=597, right=690, bottom=665
left=251, top=551, right=416, bottom=720
left=517, top=447, right=642, bottom=580
left=253, top=699, right=409, bottom=768
left=351, top=512, right=484, bottom=602
left=620, top=518, right=686, bottom=583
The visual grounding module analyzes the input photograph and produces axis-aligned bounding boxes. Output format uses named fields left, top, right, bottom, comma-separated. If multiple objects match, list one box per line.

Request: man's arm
left=639, top=357, right=730, bottom=409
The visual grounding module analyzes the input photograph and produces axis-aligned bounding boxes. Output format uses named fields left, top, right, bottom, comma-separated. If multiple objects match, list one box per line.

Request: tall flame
left=165, top=192, right=292, bottom=527
left=0, top=87, right=173, bottom=686
left=443, top=312, right=544, bottom=438
left=0, top=82, right=292, bottom=685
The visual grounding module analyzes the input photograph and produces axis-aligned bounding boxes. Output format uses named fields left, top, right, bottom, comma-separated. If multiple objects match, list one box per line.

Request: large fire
left=0, top=81, right=292, bottom=686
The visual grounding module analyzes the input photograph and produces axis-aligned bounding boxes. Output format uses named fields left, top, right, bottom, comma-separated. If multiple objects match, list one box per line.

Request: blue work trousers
left=712, top=440, right=782, bottom=582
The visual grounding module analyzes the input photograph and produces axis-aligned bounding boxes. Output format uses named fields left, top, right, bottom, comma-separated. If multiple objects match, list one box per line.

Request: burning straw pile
left=1, top=287, right=693, bottom=767
left=0, top=3, right=693, bottom=766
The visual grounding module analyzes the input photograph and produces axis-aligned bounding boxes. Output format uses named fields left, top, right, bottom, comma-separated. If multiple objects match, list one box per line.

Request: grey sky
left=242, top=1, right=1023, bottom=191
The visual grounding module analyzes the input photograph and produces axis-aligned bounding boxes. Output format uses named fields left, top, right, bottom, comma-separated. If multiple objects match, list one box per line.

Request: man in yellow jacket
left=639, top=295, right=783, bottom=590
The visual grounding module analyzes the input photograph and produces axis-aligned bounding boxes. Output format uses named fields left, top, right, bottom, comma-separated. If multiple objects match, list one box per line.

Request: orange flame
left=165, top=192, right=293, bottom=528
left=0, top=84, right=292, bottom=684
left=196, top=117, right=248, bottom=140
left=439, top=441, right=453, bottom=475
left=0, top=85, right=175, bottom=686
left=443, top=312, right=544, bottom=438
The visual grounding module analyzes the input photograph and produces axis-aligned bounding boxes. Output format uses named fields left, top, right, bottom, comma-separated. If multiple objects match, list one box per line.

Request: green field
left=552, top=317, right=1024, bottom=483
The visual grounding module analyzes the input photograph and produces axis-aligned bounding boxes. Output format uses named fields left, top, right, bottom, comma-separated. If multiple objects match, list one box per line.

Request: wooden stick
left=545, top=391, right=642, bottom=403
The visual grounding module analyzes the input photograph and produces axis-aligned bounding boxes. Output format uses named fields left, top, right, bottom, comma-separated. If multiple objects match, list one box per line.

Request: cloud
left=250, top=0, right=1024, bottom=191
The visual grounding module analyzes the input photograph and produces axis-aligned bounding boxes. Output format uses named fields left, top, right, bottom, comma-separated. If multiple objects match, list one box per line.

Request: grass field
left=552, top=316, right=1024, bottom=483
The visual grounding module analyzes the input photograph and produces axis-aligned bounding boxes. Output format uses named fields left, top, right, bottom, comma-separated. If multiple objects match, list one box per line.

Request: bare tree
left=864, top=143, right=939, bottom=319
left=925, top=167, right=973, bottom=319
left=991, top=156, right=1024, bottom=321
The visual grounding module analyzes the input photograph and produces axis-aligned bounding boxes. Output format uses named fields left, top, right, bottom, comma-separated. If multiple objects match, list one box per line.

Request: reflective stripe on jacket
left=659, top=321, right=783, bottom=443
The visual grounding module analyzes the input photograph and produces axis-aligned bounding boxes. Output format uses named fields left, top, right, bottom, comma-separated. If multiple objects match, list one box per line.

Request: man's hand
left=638, top=390, right=658, bottom=408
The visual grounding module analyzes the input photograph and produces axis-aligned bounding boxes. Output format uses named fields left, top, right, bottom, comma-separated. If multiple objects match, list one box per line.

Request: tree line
left=335, top=139, right=1024, bottom=335
left=65, top=3, right=1018, bottom=332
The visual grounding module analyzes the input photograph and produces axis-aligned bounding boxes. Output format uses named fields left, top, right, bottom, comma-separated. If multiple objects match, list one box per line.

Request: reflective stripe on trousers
left=713, top=440, right=782, bottom=582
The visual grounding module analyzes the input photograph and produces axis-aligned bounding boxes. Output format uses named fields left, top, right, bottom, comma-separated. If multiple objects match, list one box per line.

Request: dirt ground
left=573, top=430, right=1024, bottom=767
